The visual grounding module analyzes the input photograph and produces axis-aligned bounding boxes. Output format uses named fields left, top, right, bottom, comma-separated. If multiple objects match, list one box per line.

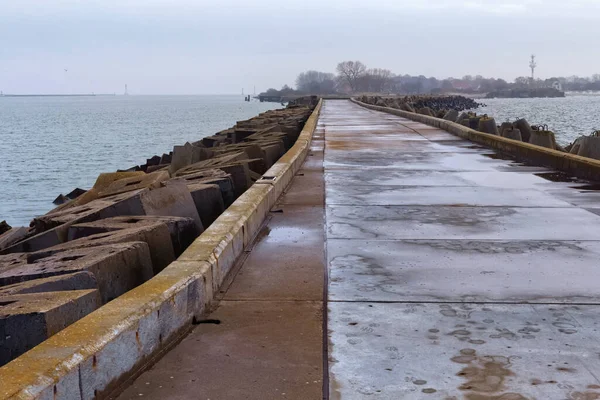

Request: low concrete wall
left=352, top=98, right=600, bottom=182
left=0, top=100, right=322, bottom=400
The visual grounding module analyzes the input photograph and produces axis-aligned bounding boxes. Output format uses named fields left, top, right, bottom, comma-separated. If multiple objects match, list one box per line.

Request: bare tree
left=296, top=70, right=336, bottom=94
left=336, top=60, right=367, bottom=92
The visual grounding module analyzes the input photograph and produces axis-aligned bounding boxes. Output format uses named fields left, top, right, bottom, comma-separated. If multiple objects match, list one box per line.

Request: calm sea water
left=0, top=95, right=278, bottom=226
left=473, top=94, right=600, bottom=146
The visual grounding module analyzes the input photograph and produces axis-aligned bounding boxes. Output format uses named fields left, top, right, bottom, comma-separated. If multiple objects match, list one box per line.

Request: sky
left=1, top=0, right=599, bottom=95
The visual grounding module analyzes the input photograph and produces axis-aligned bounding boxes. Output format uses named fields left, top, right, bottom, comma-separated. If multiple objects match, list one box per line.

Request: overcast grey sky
left=1, top=0, right=599, bottom=94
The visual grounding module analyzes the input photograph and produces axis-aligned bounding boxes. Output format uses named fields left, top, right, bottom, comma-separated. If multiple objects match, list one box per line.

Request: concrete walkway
left=117, top=99, right=600, bottom=399
left=324, top=100, right=600, bottom=399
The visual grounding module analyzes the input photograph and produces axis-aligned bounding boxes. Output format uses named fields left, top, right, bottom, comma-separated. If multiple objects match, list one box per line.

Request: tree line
left=259, top=60, right=600, bottom=97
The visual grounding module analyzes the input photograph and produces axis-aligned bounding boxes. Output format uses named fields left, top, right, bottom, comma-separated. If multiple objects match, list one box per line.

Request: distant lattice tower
left=529, top=55, right=537, bottom=80
left=124, top=84, right=129, bottom=96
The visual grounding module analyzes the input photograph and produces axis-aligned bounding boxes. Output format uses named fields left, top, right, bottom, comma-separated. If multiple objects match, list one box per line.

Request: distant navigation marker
left=529, top=55, right=537, bottom=81
left=124, top=84, right=129, bottom=96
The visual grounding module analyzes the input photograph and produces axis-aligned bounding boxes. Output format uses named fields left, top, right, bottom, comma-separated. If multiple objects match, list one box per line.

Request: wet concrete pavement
left=324, top=100, right=600, bottom=399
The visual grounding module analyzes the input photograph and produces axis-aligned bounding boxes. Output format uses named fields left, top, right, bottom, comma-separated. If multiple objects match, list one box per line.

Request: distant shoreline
left=0, top=94, right=116, bottom=97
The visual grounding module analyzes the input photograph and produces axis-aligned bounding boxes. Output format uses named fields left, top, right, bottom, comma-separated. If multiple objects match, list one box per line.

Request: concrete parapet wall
left=351, top=98, right=600, bottom=182
left=0, top=100, right=322, bottom=400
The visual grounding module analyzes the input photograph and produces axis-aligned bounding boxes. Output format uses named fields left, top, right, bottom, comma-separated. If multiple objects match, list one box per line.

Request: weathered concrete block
left=443, top=110, right=459, bottom=121
left=468, top=117, right=481, bottom=130
left=514, top=118, right=533, bottom=143
left=477, top=117, right=499, bottom=135
left=34, top=223, right=175, bottom=275
left=0, top=242, right=154, bottom=303
left=529, top=130, right=557, bottom=150
left=69, top=215, right=200, bottom=257
left=576, top=136, right=600, bottom=160
left=501, top=128, right=523, bottom=141
left=187, top=183, right=225, bottom=229
left=418, top=107, right=434, bottom=116
left=10, top=181, right=203, bottom=254
left=0, top=227, right=29, bottom=251
left=159, top=153, right=172, bottom=165
left=172, top=171, right=236, bottom=207
left=66, top=188, right=87, bottom=200
left=262, top=143, right=285, bottom=168
left=0, top=289, right=101, bottom=366
left=0, top=271, right=98, bottom=296
left=456, top=112, right=469, bottom=123
left=499, top=122, right=513, bottom=137
left=176, top=161, right=253, bottom=198
left=169, top=142, right=214, bottom=175
left=98, top=171, right=170, bottom=198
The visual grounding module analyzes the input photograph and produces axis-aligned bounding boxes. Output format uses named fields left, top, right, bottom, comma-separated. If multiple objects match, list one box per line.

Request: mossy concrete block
left=478, top=117, right=499, bottom=135
left=69, top=215, right=200, bottom=257
left=0, top=242, right=154, bottom=304
left=0, top=271, right=98, bottom=296
left=0, top=289, right=101, bottom=366
left=33, top=223, right=175, bottom=275
left=97, top=171, right=170, bottom=198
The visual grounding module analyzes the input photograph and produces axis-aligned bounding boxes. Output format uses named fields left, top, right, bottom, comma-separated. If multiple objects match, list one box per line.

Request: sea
left=0, top=95, right=279, bottom=226
left=473, top=94, right=600, bottom=146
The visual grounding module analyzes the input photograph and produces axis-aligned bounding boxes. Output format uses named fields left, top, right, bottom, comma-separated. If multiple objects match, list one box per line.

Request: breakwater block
left=97, top=171, right=170, bottom=198
left=0, top=227, right=29, bottom=251
left=169, top=142, right=214, bottom=175
left=529, top=130, right=557, bottom=150
left=418, top=107, right=434, bottom=116
left=33, top=223, right=175, bottom=275
left=176, top=160, right=255, bottom=198
left=171, top=170, right=235, bottom=207
left=68, top=215, right=200, bottom=257
left=0, top=289, right=101, bottom=366
left=443, top=110, right=459, bottom=121
left=514, top=119, right=533, bottom=143
left=499, top=122, right=513, bottom=137
left=0, top=242, right=154, bottom=304
left=478, top=117, right=499, bottom=135
left=5, top=183, right=202, bottom=254
left=576, top=136, right=600, bottom=160
left=187, top=183, right=225, bottom=229
left=0, top=271, right=98, bottom=296
left=501, top=128, right=523, bottom=141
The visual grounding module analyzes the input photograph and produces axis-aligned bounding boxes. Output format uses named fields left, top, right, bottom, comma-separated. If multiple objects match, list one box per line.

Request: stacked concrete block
left=5, top=181, right=203, bottom=254
left=0, top=242, right=153, bottom=303
left=186, top=184, right=225, bottom=229
left=0, top=289, right=101, bottom=366
left=0, top=271, right=98, bottom=296
left=32, top=223, right=175, bottom=275
left=169, top=142, right=214, bottom=175
left=68, top=215, right=200, bottom=257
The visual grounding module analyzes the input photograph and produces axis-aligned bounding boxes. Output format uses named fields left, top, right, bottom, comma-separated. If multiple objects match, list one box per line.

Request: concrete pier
left=116, top=99, right=600, bottom=399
